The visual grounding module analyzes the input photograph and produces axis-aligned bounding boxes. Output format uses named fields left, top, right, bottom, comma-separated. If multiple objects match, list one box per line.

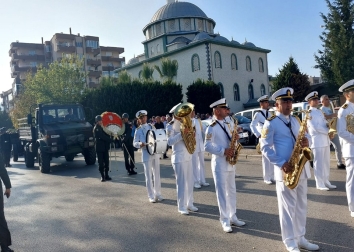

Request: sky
left=0, top=0, right=329, bottom=93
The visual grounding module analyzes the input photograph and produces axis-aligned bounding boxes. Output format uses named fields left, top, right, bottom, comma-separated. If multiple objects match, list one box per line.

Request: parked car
left=201, top=117, right=249, bottom=145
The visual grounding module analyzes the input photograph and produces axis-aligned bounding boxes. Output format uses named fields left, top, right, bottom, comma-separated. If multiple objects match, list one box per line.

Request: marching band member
left=167, top=103, right=198, bottom=215
left=261, top=88, right=319, bottom=252
left=133, top=110, right=163, bottom=203
left=250, top=95, right=274, bottom=184
left=204, top=98, right=245, bottom=233
left=337, top=80, right=354, bottom=218
left=191, top=109, right=209, bottom=189
left=305, top=91, right=336, bottom=190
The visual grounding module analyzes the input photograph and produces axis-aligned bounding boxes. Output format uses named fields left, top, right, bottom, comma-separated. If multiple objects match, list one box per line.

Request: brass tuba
left=174, top=102, right=196, bottom=154
left=284, top=110, right=313, bottom=189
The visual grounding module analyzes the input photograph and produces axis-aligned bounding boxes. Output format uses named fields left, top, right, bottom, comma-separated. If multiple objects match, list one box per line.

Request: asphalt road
left=3, top=148, right=354, bottom=252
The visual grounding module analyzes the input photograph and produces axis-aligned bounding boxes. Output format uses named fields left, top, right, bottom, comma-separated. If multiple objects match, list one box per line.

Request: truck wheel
left=25, top=149, right=35, bottom=168
left=38, top=149, right=50, bottom=173
left=84, top=147, right=96, bottom=165
left=13, top=144, right=19, bottom=162
left=65, top=154, right=75, bottom=162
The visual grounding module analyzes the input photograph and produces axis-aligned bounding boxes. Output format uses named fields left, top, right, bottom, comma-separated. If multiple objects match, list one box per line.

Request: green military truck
left=16, top=103, right=96, bottom=173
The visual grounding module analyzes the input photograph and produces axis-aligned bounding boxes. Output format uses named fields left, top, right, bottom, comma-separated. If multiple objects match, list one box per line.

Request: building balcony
left=9, top=42, right=44, bottom=56
left=56, top=44, right=76, bottom=53
left=102, top=66, right=115, bottom=71
left=11, top=65, right=37, bottom=73
left=11, top=53, right=45, bottom=62
left=88, top=70, right=101, bottom=79
left=86, top=47, right=100, bottom=56
left=12, top=77, right=21, bottom=86
left=87, top=58, right=101, bottom=67
left=100, top=46, right=124, bottom=54
left=101, top=56, right=125, bottom=62
left=88, top=82, right=100, bottom=88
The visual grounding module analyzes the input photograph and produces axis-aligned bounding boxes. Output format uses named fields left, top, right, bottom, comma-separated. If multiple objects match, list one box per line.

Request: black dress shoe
left=1, top=247, right=14, bottom=252
left=105, top=175, right=112, bottom=181
left=337, top=164, right=346, bottom=169
left=101, top=177, right=106, bottom=182
left=163, top=155, right=168, bottom=159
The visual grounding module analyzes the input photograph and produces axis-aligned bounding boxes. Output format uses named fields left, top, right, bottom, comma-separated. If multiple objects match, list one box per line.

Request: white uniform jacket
left=167, top=120, right=192, bottom=164
left=307, top=107, right=330, bottom=148
left=133, top=123, right=155, bottom=162
left=204, top=119, right=235, bottom=172
left=250, top=109, right=270, bottom=138
left=260, top=112, right=311, bottom=181
left=192, top=118, right=206, bottom=153
left=337, top=101, right=354, bottom=158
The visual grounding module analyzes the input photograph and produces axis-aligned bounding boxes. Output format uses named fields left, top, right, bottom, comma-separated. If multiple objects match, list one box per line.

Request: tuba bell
left=174, top=102, right=196, bottom=154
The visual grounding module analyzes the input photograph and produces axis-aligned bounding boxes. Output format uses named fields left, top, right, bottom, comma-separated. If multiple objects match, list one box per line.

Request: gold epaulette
left=210, top=121, right=217, bottom=127
left=292, top=115, right=301, bottom=125
left=267, top=115, right=276, bottom=121
left=342, top=103, right=348, bottom=109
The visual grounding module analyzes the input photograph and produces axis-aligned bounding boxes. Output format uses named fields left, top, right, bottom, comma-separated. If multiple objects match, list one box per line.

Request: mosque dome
left=150, top=1, right=208, bottom=23
left=213, top=35, right=229, bottom=43
left=243, top=41, right=256, bottom=48
left=231, top=39, right=240, bottom=45
left=127, top=57, right=139, bottom=65
left=191, top=32, right=212, bottom=43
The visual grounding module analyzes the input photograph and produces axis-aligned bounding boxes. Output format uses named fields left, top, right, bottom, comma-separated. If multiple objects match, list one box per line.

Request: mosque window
left=197, top=19, right=203, bottom=31
left=156, top=23, right=162, bottom=35
left=231, top=54, right=238, bottom=70
left=151, top=46, right=155, bottom=56
left=207, top=22, right=212, bottom=33
left=246, top=56, right=252, bottom=71
left=191, top=54, right=200, bottom=72
left=218, top=83, right=224, bottom=98
left=215, top=51, right=222, bottom=69
left=248, top=84, right=254, bottom=99
left=169, top=20, right=175, bottom=31
left=234, top=83, right=240, bottom=101
left=156, top=44, right=160, bottom=54
left=184, top=19, right=191, bottom=31
left=260, top=84, right=266, bottom=95
left=258, top=57, right=264, bottom=72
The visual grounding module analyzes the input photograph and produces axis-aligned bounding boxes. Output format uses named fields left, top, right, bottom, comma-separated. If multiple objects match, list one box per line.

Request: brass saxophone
left=174, top=102, right=196, bottom=154
left=284, top=110, right=313, bottom=189
left=227, top=116, right=243, bottom=165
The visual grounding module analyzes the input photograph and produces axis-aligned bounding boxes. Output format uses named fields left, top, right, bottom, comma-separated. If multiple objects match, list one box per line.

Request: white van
left=235, top=108, right=275, bottom=120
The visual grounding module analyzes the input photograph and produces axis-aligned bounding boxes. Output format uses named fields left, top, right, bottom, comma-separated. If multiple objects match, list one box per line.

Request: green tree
left=11, top=56, right=86, bottom=126
left=186, top=79, right=221, bottom=114
left=272, top=57, right=311, bottom=102
left=117, top=70, right=132, bottom=84
left=140, top=63, right=154, bottom=82
left=154, top=57, right=178, bottom=83
left=314, top=0, right=354, bottom=86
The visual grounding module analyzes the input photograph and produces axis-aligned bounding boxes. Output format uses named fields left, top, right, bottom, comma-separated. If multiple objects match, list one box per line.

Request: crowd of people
left=3, top=80, right=354, bottom=252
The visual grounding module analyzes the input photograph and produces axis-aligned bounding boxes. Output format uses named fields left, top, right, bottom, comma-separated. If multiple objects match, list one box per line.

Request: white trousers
left=192, top=151, right=206, bottom=184
left=312, top=146, right=331, bottom=187
left=344, top=158, right=354, bottom=212
left=143, top=155, right=161, bottom=199
left=212, top=169, right=237, bottom=225
left=276, top=179, right=307, bottom=248
left=172, top=160, right=194, bottom=211
left=262, top=155, right=274, bottom=181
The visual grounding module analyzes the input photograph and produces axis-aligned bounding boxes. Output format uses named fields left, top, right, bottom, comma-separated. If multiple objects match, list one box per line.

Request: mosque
left=119, top=0, right=271, bottom=113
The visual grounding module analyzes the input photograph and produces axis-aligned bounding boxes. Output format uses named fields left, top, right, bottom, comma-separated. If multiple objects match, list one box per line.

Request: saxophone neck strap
left=276, top=116, right=296, bottom=142
left=216, top=120, right=231, bottom=141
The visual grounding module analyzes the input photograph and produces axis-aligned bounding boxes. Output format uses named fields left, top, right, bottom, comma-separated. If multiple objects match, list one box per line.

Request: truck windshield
left=42, top=106, right=85, bottom=124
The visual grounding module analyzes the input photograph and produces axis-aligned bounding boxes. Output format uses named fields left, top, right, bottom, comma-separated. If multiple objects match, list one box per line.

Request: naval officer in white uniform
left=191, top=109, right=209, bottom=189
left=305, top=91, right=336, bottom=190
left=250, top=95, right=274, bottom=184
left=133, top=110, right=163, bottom=203
left=204, top=98, right=245, bottom=233
left=337, top=79, right=354, bottom=218
left=260, top=88, right=319, bottom=252
left=167, top=103, right=198, bottom=215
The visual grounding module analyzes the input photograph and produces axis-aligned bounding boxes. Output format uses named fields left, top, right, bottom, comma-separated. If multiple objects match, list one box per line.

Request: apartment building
left=9, top=30, right=125, bottom=95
